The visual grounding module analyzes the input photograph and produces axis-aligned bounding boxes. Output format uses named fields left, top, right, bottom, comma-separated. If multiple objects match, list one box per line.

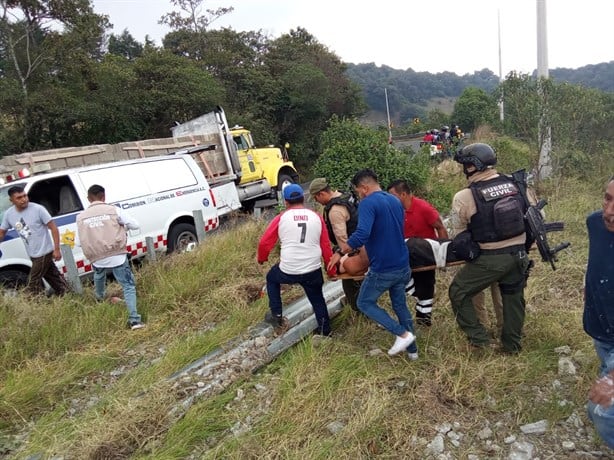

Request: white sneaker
left=388, top=333, right=416, bottom=356
left=407, top=352, right=419, bottom=361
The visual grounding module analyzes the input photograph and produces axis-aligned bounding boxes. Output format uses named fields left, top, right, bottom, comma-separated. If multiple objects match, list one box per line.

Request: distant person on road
left=422, top=131, right=434, bottom=144
left=309, top=177, right=363, bottom=311
left=328, top=169, right=417, bottom=359
left=387, top=179, right=448, bottom=327
left=76, top=184, right=144, bottom=330
left=584, top=176, right=614, bottom=449
left=0, top=185, right=67, bottom=296
left=258, top=184, right=337, bottom=336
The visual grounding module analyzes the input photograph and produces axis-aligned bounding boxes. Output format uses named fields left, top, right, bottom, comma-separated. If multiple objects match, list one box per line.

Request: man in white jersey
left=258, top=184, right=336, bottom=335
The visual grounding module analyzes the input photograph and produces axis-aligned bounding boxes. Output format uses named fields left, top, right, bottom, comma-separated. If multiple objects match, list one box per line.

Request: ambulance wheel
left=167, top=223, right=198, bottom=253
left=0, top=269, right=28, bottom=294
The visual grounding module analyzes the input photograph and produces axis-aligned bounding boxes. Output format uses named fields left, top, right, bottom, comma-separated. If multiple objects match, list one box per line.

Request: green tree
left=313, top=117, right=430, bottom=193
left=130, top=49, right=226, bottom=138
left=496, top=73, right=614, bottom=177
left=495, top=72, right=540, bottom=142
left=159, top=0, right=233, bottom=33
left=0, top=0, right=109, bottom=153
left=108, top=29, right=143, bottom=60
left=451, top=87, right=498, bottom=132
left=264, top=28, right=364, bottom=171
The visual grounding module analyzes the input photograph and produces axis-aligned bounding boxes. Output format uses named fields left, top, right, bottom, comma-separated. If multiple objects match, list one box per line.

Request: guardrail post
left=145, top=236, right=156, bottom=262
left=60, top=244, right=83, bottom=294
left=192, top=210, right=206, bottom=243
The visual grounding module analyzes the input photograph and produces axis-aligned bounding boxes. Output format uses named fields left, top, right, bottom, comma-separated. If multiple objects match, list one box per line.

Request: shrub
left=313, top=116, right=431, bottom=193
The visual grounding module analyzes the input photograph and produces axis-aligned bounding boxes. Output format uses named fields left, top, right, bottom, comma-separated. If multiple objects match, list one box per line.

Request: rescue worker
left=76, top=184, right=144, bottom=330
left=328, top=169, right=417, bottom=358
left=309, top=177, right=362, bottom=310
left=258, top=184, right=336, bottom=336
left=387, top=179, right=448, bottom=326
left=448, top=143, right=530, bottom=354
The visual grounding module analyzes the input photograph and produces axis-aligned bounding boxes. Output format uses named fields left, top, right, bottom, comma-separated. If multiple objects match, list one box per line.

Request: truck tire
left=0, top=269, right=28, bottom=294
left=167, top=223, right=198, bottom=253
left=240, top=199, right=256, bottom=213
left=277, top=173, right=295, bottom=191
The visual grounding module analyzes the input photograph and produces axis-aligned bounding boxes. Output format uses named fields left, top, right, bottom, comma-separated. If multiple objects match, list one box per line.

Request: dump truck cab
left=229, top=125, right=298, bottom=192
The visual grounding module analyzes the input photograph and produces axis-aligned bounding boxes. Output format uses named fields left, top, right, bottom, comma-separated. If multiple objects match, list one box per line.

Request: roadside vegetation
left=1, top=4, right=613, bottom=457
left=0, top=130, right=612, bottom=458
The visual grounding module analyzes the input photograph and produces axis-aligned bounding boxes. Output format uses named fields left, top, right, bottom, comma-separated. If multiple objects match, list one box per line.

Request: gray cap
left=309, top=177, right=329, bottom=198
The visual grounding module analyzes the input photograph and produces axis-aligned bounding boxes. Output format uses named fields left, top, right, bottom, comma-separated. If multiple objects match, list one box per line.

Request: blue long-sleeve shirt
left=584, top=211, right=614, bottom=343
left=347, top=191, right=409, bottom=273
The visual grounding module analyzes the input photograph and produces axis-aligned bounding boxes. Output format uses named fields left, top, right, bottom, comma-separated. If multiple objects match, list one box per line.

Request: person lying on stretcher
left=336, top=238, right=462, bottom=278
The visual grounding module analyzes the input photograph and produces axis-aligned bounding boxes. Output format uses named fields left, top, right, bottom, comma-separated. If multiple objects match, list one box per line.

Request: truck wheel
left=277, top=173, right=294, bottom=191
left=0, top=269, right=28, bottom=295
left=240, top=199, right=256, bottom=213
left=167, top=223, right=198, bottom=253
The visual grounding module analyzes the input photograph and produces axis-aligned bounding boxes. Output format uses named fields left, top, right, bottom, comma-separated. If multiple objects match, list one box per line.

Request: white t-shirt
left=1, top=203, right=53, bottom=258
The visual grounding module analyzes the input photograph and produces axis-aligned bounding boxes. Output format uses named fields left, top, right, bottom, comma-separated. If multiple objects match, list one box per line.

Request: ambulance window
left=0, top=185, right=15, bottom=223
left=80, top=165, right=150, bottom=203
left=28, top=176, right=83, bottom=217
left=79, top=158, right=198, bottom=203
left=142, top=158, right=198, bottom=193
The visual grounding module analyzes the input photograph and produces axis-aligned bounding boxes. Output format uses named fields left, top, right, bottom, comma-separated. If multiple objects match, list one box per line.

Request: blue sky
left=92, top=0, right=614, bottom=76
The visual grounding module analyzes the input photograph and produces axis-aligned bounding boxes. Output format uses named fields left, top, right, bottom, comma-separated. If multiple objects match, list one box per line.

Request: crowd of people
left=422, top=125, right=464, bottom=160
left=257, top=143, right=614, bottom=448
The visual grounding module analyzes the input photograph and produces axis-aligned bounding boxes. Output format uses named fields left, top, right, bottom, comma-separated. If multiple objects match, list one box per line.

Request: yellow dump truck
left=171, top=106, right=299, bottom=210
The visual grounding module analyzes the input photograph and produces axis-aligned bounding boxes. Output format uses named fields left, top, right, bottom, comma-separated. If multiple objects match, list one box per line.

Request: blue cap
left=283, top=184, right=304, bottom=200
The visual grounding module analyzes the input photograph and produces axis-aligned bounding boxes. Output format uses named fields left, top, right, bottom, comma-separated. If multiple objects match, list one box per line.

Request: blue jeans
left=588, top=338, right=614, bottom=449
left=357, top=268, right=417, bottom=354
left=266, top=265, right=331, bottom=336
left=94, top=259, right=141, bottom=323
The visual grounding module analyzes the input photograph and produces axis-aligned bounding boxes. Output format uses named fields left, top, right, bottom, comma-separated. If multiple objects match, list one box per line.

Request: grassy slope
left=0, top=157, right=609, bottom=458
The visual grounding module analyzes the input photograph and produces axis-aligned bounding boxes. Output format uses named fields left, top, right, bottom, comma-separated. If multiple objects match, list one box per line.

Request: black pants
left=411, top=269, right=436, bottom=323
left=266, top=265, right=331, bottom=335
left=341, top=278, right=362, bottom=310
left=28, top=251, right=68, bottom=295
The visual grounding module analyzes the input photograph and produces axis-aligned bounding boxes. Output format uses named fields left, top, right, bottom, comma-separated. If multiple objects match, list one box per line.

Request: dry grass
left=0, top=154, right=611, bottom=458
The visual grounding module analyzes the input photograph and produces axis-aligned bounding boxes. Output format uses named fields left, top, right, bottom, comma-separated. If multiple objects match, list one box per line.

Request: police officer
left=448, top=143, right=530, bottom=354
left=309, top=177, right=362, bottom=310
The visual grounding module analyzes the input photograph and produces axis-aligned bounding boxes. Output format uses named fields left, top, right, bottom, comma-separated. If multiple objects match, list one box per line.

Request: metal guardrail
left=166, top=281, right=345, bottom=414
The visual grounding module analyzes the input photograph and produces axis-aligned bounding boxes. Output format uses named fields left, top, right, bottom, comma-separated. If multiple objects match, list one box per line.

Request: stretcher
left=337, top=237, right=465, bottom=280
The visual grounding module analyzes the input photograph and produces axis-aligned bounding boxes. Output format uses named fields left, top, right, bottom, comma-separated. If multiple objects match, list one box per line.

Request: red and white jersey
left=258, top=207, right=333, bottom=275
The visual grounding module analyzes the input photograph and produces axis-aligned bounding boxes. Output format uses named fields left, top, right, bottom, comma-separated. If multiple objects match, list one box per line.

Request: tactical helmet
left=453, top=143, right=496, bottom=171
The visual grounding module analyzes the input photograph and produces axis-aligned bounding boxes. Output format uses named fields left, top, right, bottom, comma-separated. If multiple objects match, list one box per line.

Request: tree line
left=0, top=0, right=364, bottom=171
left=349, top=61, right=614, bottom=126
left=1, top=0, right=612, bottom=175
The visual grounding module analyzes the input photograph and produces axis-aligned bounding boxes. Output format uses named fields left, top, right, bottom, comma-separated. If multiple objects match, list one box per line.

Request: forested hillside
left=347, top=61, right=614, bottom=125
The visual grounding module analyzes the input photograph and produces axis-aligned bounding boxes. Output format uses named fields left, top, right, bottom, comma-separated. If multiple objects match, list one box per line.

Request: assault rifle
left=511, top=169, right=570, bottom=270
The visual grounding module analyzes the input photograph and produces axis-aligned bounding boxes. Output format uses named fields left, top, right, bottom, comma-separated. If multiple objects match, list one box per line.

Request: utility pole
left=498, top=9, right=504, bottom=122
left=536, top=0, right=552, bottom=179
left=385, top=88, right=393, bottom=144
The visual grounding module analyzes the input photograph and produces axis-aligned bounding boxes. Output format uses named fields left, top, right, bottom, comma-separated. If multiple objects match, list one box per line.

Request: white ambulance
left=0, top=154, right=241, bottom=287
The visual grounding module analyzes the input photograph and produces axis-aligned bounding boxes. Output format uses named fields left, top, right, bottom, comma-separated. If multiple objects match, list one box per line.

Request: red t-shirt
left=403, top=196, right=440, bottom=239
